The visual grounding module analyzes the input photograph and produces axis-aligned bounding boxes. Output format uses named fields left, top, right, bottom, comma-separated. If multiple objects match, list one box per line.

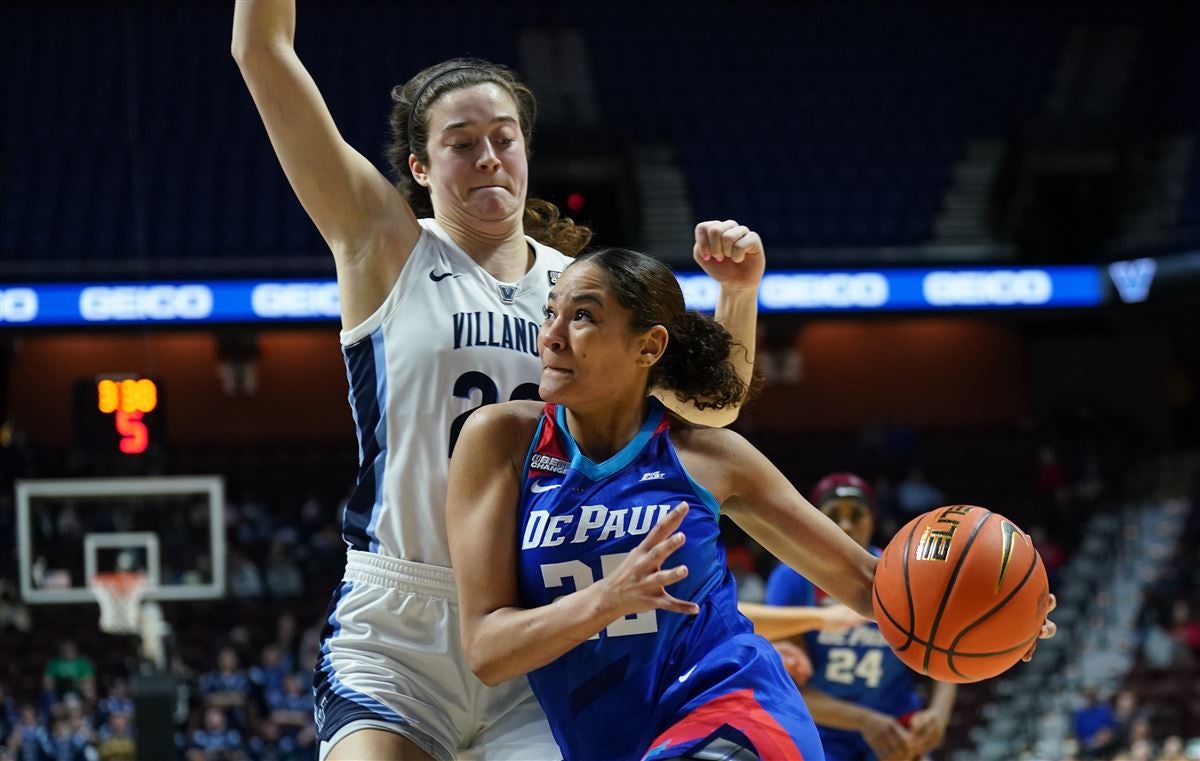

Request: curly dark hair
left=571, top=248, right=747, bottom=411
left=387, top=58, right=591, bottom=256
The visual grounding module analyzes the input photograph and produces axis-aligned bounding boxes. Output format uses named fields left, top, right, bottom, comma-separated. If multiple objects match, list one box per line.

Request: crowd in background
left=0, top=371, right=1195, bottom=759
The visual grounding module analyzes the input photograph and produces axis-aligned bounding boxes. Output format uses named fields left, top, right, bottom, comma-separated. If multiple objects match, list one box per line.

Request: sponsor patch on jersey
left=548, top=270, right=561, bottom=286
left=529, top=453, right=570, bottom=475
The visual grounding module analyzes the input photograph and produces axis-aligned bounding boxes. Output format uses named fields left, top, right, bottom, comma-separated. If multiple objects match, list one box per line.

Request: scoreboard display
left=73, top=377, right=164, bottom=455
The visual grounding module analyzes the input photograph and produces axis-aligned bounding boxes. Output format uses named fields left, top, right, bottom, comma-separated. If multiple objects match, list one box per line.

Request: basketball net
left=90, top=571, right=150, bottom=636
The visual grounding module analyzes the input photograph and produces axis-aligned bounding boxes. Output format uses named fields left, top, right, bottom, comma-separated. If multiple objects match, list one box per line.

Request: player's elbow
left=460, top=627, right=507, bottom=687
left=464, top=645, right=506, bottom=687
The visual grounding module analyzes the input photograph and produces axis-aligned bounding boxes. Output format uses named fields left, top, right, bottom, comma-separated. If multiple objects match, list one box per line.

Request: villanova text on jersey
left=452, top=311, right=540, bottom=356
left=516, top=400, right=821, bottom=761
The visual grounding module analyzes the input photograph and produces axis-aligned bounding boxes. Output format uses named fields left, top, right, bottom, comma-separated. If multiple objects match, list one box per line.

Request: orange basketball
left=872, top=505, right=1050, bottom=683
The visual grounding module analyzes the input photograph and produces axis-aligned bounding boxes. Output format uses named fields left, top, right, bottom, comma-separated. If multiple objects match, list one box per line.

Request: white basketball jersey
left=339, top=218, right=572, bottom=567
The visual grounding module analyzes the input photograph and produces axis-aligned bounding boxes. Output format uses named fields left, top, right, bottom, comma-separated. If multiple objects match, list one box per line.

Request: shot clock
left=73, top=377, right=164, bottom=456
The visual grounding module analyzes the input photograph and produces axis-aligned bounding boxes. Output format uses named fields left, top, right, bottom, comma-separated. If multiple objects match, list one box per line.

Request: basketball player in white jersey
left=232, top=4, right=764, bottom=759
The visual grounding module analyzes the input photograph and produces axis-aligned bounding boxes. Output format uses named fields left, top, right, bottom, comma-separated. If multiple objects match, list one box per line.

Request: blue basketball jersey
left=517, top=400, right=821, bottom=761
left=766, top=556, right=921, bottom=759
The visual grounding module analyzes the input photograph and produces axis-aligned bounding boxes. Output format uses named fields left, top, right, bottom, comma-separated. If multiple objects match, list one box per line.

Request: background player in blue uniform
left=766, top=473, right=958, bottom=761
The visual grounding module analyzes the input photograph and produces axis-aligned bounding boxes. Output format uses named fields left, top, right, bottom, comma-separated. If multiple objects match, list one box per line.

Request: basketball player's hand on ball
left=1021, top=593, right=1058, bottom=662
left=693, top=220, right=765, bottom=293
left=861, top=711, right=914, bottom=761
left=597, top=502, right=700, bottom=621
left=771, top=641, right=813, bottom=686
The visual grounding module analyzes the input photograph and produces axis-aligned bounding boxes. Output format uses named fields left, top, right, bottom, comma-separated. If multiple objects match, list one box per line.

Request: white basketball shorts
left=313, top=550, right=560, bottom=761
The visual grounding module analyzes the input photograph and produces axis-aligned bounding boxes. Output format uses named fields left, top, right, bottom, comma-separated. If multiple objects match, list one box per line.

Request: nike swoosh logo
left=677, top=665, right=698, bottom=683
left=997, top=520, right=1028, bottom=591
left=429, top=270, right=457, bottom=282
left=530, top=480, right=561, bottom=494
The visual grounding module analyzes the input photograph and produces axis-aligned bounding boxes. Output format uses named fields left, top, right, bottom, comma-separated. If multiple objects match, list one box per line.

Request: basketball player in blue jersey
left=448, top=250, right=1058, bottom=760
left=766, top=474, right=956, bottom=761
left=447, top=248, right=880, bottom=760
left=233, top=4, right=767, bottom=759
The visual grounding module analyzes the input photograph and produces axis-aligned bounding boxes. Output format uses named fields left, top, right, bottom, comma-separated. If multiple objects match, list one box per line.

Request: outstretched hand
left=597, top=502, right=700, bottom=621
left=1021, top=593, right=1058, bottom=662
left=693, top=220, right=766, bottom=293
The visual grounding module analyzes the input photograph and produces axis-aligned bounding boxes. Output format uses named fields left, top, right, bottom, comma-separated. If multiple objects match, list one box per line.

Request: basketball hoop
left=90, top=571, right=150, bottom=635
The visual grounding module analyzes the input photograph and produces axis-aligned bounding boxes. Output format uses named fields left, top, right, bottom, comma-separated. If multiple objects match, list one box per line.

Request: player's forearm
left=715, top=286, right=756, bottom=391
left=928, top=680, right=957, bottom=717
left=744, top=507, right=877, bottom=622
left=709, top=288, right=757, bottom=423
left=463, top=585, right=617, bottom=686
left=661, top=288, right=757, bottom=427
left=799, top=686, right=881, bottom=732
left=232, top=0, right=296, bottom=61
left=738, top=602, right=829, bottom=641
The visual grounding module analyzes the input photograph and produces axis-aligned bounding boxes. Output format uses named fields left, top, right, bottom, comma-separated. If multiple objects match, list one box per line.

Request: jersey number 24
left=825, top=647, right=883, bottom=688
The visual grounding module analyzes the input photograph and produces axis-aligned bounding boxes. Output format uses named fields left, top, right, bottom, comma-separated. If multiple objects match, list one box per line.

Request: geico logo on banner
left=761, top=273, right=889, bottom=309
left=923, top=270, right=1053, bottom=307
left=0, top=288, right=39, bottom=323
left=678, top=276, right=720, bottom=312
left=251, top=282, right=340, bottom=318
left=80, top=285, right=214, bottom=321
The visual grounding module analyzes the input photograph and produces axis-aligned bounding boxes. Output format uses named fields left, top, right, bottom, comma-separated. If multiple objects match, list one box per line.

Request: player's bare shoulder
left=665, top=413, right=757, bottom=503
left=665, top=412, right=747, bottom=455
left=461, top=401, right=545, bottom=466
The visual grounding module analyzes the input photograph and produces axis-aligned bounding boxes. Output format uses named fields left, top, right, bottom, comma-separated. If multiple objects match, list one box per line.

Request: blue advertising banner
left=0, top=266, right=1104, bottom=327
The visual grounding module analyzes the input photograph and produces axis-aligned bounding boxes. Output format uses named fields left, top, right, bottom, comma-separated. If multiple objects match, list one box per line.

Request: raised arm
left=231, top=0, right=419, bottom=327
left=654, top=220, right=763, bottom=428
left=448, top=404, right=698, bottom=686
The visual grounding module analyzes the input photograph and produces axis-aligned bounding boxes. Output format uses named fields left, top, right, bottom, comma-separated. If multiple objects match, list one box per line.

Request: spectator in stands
left=96, top=711, right=135, bottom=761
left=1110, top=689, right=1141, bottom=749
left=263, top=541, right=303, bottom=599
left=1034, top=444, right=1068, bottom=506
left=42, top=641, right=95, bottom=700
left=93, top=679, right=133, bottom=730
left=0, top=684, right=16, bottom=745
left=265, top=673, right=314, bottom=756
left=1141, top=600, right=1194, bottom=669
left=186, top=706, right=244, bottom=761
left=246, top=719, right=291, bottom=761
left=1073, top=688, right=1120, bottom=759
left=896, top=465, right=944, bottom=516
left=249, top=645, right=288, bottom=705
left=1029, top=524, right=1066, bottom=587
left=1168, top=599, right=1200, bottom=655
left=269, top=614, right=299, bottom=670
left=200, top=646, right=252, bottom=731
left=60, top=695, right=93, bottom=737
left=1158, top=735, right=1187, bottom=761
left=228, top=552, right=265, bottom=599
left=39, top=714, right=94, bottom=761
left=5, top=705, right=42, bottom=761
